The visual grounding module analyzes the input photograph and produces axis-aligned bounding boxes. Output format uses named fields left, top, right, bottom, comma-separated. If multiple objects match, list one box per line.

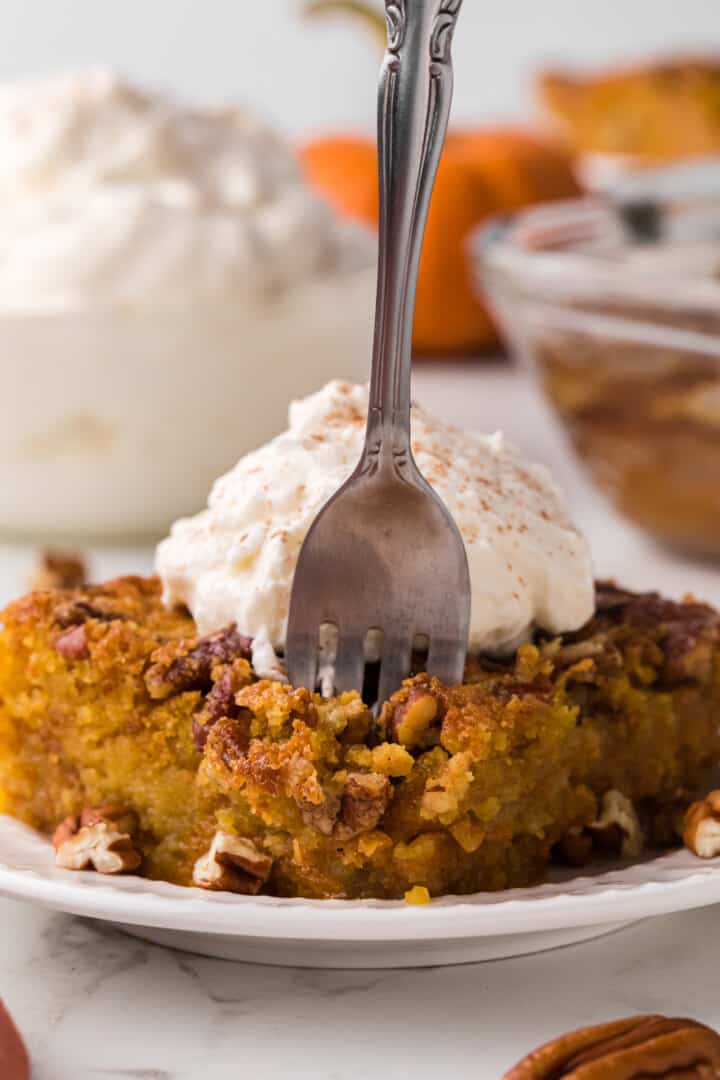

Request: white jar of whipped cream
left=0, top=70, right=375, bottom=540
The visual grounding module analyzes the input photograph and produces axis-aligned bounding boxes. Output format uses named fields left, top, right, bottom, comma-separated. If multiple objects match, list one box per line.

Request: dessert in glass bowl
left=479, top=189, right=720, bottom=559
left=0, top=70, right=374, bottom=541
left=1, top=383, right=719, bottom=901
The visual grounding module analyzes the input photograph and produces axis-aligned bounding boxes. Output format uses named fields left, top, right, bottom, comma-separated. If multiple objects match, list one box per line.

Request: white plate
left=1, top=816, right=719, bottom=968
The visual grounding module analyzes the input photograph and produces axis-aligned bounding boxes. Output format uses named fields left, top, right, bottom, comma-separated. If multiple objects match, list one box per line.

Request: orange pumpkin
left=301, top=128, right=580, bottom=355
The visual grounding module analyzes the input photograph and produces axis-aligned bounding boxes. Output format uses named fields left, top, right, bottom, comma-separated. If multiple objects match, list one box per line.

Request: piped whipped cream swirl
left=0, top=69, right=370, bottom=308
left=156, top=381, right=595, bottom=656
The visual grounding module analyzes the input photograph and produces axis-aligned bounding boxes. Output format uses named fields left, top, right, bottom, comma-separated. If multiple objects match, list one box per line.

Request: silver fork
left=287, top=0, right=470, bottom=705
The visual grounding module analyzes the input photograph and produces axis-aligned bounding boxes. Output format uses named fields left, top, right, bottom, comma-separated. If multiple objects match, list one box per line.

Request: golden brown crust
left=0, top=576, right=719, bottom=899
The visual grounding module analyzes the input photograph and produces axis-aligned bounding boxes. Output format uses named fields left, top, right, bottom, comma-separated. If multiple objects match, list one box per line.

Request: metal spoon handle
left=365, top=0, right=462, bottom=461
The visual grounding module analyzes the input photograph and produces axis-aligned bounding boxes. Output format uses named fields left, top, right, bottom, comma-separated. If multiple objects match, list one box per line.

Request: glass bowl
left=477, top=195, right=720, bottom=559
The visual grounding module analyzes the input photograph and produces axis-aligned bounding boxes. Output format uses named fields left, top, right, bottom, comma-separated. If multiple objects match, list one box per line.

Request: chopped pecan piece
left=192, top=831, right=272, bottom=894
left=390, top=686, right=441, bottom=747
left=660, top=612, right=717, bottom=686
left=589, top=790, right=645, bottom=858
left=503, top=1014, right=720, bottom=1079
left=542, top=636, right=622, bottom=674
left=590, top=822, right=626, bottom=856
left=337, top=772, right=391, bottom=839
left=192, top=658, right=253, bottom=750
left=54, top=624, right=89, bottom=661
left=594, top=581, right=640, bottom=614
left=554, top=827, right=594, bottom=868
left=301, top=796, right=341, bottom=837
left=55, top=599, right=123, bottom=628
left=544, top=638, right=602, bottom=666
left=626, top=593, right=718, bottom=685
left=77, top=804, right=138, bottom=833
left=29, top=549, right=88, bottom=591
left=553, top=792, right=646, bottom=868
left=591, top=583, right=719, bottom=686
left=145, top=625, right=252, bottom=700
left=53, top=806, right=141, bottom=874
left=203, top=715, right=252, bottom=773
left=52, top=815, right=79, bottom=850
left=218, top=717, right=251, bottom=770
left=684, top=790, right=720, bottom=859
left=490, top=677, right=553, bottom=704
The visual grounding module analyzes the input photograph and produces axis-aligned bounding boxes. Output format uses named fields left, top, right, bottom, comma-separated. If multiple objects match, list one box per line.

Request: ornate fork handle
left=286, top=0, right=470, bottom=698
left=364, top=0, right=463, bottom=469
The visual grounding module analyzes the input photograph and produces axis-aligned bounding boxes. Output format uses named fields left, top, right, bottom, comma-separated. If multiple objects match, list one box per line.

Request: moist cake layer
left=0, top=577, right=718, bottom=899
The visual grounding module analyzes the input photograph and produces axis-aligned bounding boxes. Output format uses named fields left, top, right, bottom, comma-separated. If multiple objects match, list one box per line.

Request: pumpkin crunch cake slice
left=0, top=576, right=719, bottom=900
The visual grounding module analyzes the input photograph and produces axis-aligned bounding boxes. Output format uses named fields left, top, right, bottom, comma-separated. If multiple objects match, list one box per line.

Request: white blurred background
left=3, top=0, right=720, bottom=133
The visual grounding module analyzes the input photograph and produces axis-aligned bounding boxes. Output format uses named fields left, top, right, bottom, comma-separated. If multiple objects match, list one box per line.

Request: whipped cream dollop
left=156, top=381, right=595, bottom=656
left=0, top=69, right=370, bottom=308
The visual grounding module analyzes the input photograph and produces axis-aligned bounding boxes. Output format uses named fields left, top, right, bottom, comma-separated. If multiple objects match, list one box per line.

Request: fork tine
left=427, top=633, right=466, bottom=687
left=377, top=637, right=413, bottom=707
left=333, top=633, right=367, bottom=696
left=286, top=628, right=319, bottom=693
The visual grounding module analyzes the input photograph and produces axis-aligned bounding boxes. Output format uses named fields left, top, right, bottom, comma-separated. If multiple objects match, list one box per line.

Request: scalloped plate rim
left=1, top=816, right=720, bottom=942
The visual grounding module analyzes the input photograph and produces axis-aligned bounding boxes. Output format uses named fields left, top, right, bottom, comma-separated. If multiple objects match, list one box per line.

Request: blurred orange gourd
left=302, top=130, right=580, bottom=355
left=301, top=2, right=581, bottom=355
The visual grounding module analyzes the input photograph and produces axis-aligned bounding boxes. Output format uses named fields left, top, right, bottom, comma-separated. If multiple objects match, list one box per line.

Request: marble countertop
left=1, top=364, right=719, bottom=1079
left=2, top=898, right=720, bottom=1080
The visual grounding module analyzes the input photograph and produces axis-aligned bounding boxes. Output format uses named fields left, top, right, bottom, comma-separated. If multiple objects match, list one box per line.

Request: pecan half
left=192, top=831, right=272, bottom=894
left=503, top=1014, right=720, bottom=1079
left=684, top=791, right=720, bottom=859
left=336, top=772, right=391, bottom=839
left=53, top=806, right=141, bottom=874
left=145, top=625, right=252, bottom=700
left=29, top=549, right=87, bottom=591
